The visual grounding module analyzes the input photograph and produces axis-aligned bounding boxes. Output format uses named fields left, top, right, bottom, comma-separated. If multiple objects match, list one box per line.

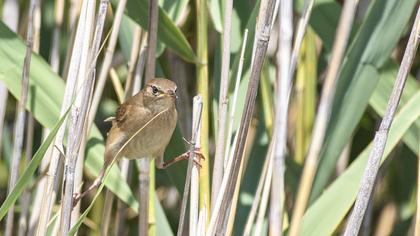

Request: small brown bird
left=103, top=78, right=178, bottom=169
left=74, top=78, right=184, bottom=203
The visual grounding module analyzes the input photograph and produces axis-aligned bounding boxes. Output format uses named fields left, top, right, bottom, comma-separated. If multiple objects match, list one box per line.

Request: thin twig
left=109, top=68, right=125, bottom=104
left=343, top=6, right=420, bottom=236
left=270, top=0, right=293, bottom=234
left=224, top=29, right=249, bottom=169
left=5, top=1, right=37, bottom=235
left=88, top=0, right=127, bottom=129
left=289, top=0, right=315, bottom=77
left=288, top=0, right=359, bottom=235
left=50, top=0, right=65, bottom=72
left=212, top=0, right=234, bottom=211
left=177, top=95, right=203, bottom=236
left=124, top=26, right=142, bottom=98
left=17, top=3, right=41, bottom=235
left=210, top=0, right=278, bottom=233
left=133, top=31, right=148, bottom=92
left=255, top=154, right=273, bottom=235
left=243, top=143, right=272, bottom=236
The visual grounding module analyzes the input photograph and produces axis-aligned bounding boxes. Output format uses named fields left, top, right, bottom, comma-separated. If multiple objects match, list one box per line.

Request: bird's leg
left=72, top=169, right=105, bottom=207
left=160, top=148, right=205, bottom=169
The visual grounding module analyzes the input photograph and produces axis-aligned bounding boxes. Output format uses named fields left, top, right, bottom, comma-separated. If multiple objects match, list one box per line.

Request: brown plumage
left=73, top=78, right=178, bottom=204
left=103, top=78, right=178, bottom=169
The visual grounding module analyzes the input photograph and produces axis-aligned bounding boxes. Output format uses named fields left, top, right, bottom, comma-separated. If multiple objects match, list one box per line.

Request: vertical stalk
left=289, top=0, right=315, bottom=77
left=195, top=0, right=210, bottom=215
left=343, top=6, right=420, bottom=235
left=0, top=0, right=20, bottom=156
left=270, top=0, right=293, bottom=234
left=207, top=0, right=278, bottom=233
left=59, top=0, right=96, bottom=232
left=224, top=29, right=249, bottom=169
left=88, top=0, right=127, bottom=129
left=288, top=0, right=359, bottom=234
left=416, top=135, right=420, bottom=236
left=5, top=1, right=37, bottom=235
left=294, top=28, right=316, bottom=164
left=190, top=98, right=202, bottom=236
left=138, top=158, right=151, bottom=236
left=17, top=3, right=41, bottom=235
left=177, top=96, right=203, bottom=236
left=50, top=0, right=65, bottom=72
left=212, top=0, right=234, bottom=211
left=37, top=0, right=90, bottom=232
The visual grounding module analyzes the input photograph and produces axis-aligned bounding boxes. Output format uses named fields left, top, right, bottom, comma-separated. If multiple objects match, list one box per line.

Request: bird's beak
left=168, top=90, right=178, bottom=100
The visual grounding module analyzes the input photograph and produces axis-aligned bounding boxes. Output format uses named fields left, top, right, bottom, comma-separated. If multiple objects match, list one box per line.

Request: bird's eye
left=151, top=86, right=158, bottom=95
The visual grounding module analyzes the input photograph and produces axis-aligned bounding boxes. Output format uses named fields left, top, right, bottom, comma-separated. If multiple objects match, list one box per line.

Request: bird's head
left=143, top=78, right=178, bottom=111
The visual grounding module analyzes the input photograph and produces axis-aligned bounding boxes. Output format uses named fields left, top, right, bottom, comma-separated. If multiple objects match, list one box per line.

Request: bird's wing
left=115, top=102, right=130, bottom=126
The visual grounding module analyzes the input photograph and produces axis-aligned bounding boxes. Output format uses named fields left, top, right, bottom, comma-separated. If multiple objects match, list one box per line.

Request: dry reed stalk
left=209, top=0, right=278, bottom=233
left=134, top=31, right=148, bottom=92
left=0, top=0, right=19, bottom=156
left=113, top=159, right=131, bottom=235
left=177, top=95, right=203, bottom=236
left=225, top=122, right=257, bottom=235
left=88, top=0, right=127, bottom=129
left=73, top=0, right=109, bottom=226
left=59, top=0, right=96, bottom=232
left=212, top=0, right=234, bottom=211
left=243, top=143, right=272, bottom=236
left=17, top=4, right=41, bottom=235
left=37, top=0, right=91, bottom=232
left=28, top=1, right=67, bottom=232
left=190, top=97, right=202, bottom=236
left=343, top=6, right=420, bottom=235
left=270, top=0, right=293, bottom=234
left=255, top=154, right=273, bottom=235
left=138, top=157, right=152, bottom=236
left=50, top=0, right=65, bottom=72
left=100, top=190, right=114, bottom=236
left=224, top=29, right=249, bottom=169
left=197, top=206, right=207, bottom=235
left=288, top=0, right=359, bottom=235
left=5, top=1, right=37, bottom=235
left=109, top=68, right=125, bottom=103
left=289, top=0, right=314, bottom=77
left=124, top=26, right=142, bottom=98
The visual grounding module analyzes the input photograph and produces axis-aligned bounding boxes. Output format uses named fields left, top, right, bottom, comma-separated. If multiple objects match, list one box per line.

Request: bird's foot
left=162, top=150, right=205, bottom=169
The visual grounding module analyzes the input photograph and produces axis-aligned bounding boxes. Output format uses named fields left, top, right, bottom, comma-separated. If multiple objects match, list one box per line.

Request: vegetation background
left=0, top=0, right=419, bottom=235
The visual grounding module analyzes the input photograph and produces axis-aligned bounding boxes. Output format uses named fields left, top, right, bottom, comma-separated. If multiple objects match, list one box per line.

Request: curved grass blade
left=300, top=91, right=420, bottom=235
left=0, top=109, right=69, bottom=220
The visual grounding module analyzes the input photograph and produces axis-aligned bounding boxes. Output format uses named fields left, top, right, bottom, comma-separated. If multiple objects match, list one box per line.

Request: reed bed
left=0, top=0, right=419, bottom=235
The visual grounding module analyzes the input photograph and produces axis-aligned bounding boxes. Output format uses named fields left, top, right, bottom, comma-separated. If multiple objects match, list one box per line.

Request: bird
left=73, top=78, right=188, bottom=204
